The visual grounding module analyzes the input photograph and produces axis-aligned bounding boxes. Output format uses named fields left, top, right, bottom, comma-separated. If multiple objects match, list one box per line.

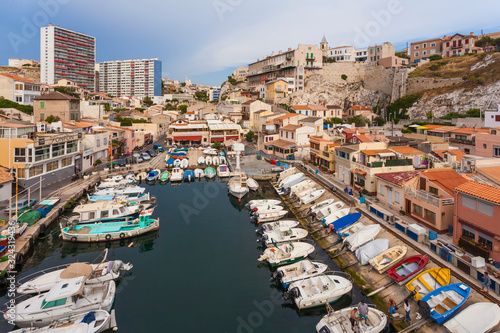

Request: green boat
left=159, top=170, right=170, bottom=182
left=205, top=167, right=216, bottom=179
left=173, top=148, right=188, bottom=152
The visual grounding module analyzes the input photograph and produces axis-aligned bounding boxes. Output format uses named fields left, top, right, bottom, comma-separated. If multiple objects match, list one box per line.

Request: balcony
left=262, top=129, right=278, bottom=135
left=405, top=187, right=454, bottom=207
left=306, top=55, right=315, bottom=60
left=449, top=138, right=474, bottom=146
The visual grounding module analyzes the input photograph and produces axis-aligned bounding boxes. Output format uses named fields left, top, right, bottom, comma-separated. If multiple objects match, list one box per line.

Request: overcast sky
left=1, top=0, right=500, bottom=86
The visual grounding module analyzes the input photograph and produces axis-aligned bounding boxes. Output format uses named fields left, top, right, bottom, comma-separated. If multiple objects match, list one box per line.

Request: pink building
left=474, top=128, right=500, bottom=158
left=454, top=181, right=500, bottom=261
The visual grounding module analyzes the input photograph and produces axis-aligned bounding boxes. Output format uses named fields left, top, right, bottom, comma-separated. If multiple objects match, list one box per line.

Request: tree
left=465, top=108, right=481, bottom=117
left=426, top=111, right=433, bottom=119
left=429, top=54, right=443, bottom=61
left=0, top=99, right=33, bottom=114
left=180, top=82, right=186, bottom=87
left=386, top=94, right=420, bottom=123
left=350, top=115, right=369, bottom=127
left=323, top=117, right=343, bottom=125
left=104, top=103, right=110, bottom=112
left=178, top=104, right=188, bottom=114
left=246, top=131, right=255, bottom=142
left=45, top=115, right=60, bottom=123
left=54, top=86, right=80, bottom=98
left=440, top=111, right=465, bottom=120
left=341, top=74, right=348, bottom=80
left=212, top=141, right=221, bottom=149
left=143, top=97, right=153, bottom=107
left=374, top=116, right=386, bottom=126
left=195, top=91, right=208, bottom=102
left=475, top=36, right=495, bottom=49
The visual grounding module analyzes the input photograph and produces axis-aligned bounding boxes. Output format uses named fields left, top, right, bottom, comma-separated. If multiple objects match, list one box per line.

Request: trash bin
left=256, top=154, right=262, bottom=160
left=359, top=196, right=365, bottom=204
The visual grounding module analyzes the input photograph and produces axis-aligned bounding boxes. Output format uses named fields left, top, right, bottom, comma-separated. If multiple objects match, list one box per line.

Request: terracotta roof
left=291, top=105, right=310, bottom=110
left=428, top=126, right=458, bottom=133
left=254, top=110, right=270, bottom=114
left=451, top=127, right=490, bottom=134
left=360, top=149, right=394, bottom=156
left=432, top=149, right=465, bottom=161
left=390, top=146, right=424, bottom=155
left=350, top=105, right=372, bottom=111
left=310, top=136, right=333, bottom=143
left=274, top=114, right=298, bottom=120
left=421, top=169, right=468, bottom=195
left=0, top=73, right=40, bottom=84
left=0, top=166, right=14, bottom=184
left=308, top=105, right=328, bottom=111
left=62, top=121, right=93, bottom=128
left=375, top=170, right=422, bottom=186
left=354, top=135, right=373, bottom=143
left=343, top=128, right=369, bottom=134
left=281, top=124, right=302, bottom=131
left=0, top=122, right=35, bottom=128
left=455, top=181, right=500, bottom=204
left=242, top=99, right=256, bottom=105
left=264, top=139, right=295, bottom=148
left=477, top=166, right=500, bottom=184
left=421, top=124, right=448, bottom=130
left=34, top=91, right=79, bottom=101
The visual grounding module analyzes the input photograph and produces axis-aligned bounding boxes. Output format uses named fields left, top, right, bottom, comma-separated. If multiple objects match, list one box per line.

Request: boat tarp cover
left=355, top=239, right=389, bottom=265
left=81, top=311, right=96, bottom=324
left=18, top=211, right=42, bottom=225
left=345, top=224, right=381, bottom=249
left=60, top=263, right=93, bottom=279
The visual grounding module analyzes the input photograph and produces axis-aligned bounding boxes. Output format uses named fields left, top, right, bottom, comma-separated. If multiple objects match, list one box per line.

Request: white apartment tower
left=98, top=58, right=162, bottom=98
left=41, top=24, right=96, bottom=91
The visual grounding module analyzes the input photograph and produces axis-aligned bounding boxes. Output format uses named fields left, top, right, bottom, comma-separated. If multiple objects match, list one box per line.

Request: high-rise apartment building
left=40, top=24, right=96, bottom=91
left=98, top=58, right=162, bottom=98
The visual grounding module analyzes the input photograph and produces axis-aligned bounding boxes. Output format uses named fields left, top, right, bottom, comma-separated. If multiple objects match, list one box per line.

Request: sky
left=1, top=0, right=500, bottom=87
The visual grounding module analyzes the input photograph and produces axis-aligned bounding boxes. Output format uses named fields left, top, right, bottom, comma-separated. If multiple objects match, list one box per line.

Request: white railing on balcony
left=406, top=187, right=440, bottom=207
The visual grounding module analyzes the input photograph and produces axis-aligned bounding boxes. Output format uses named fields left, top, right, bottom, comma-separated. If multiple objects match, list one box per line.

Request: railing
left=406, top=187, right=440, bottom=207
left=459, top=237, right=489, bottom=259
left=385, top=159, right=412, bottom=167
left=262, top=129, right=277, bottom=135
left=368, top=161, right=383, bottom=168
left=442, top=198, right=455, bottom=205
left=449, top=138, right=474, bottom=146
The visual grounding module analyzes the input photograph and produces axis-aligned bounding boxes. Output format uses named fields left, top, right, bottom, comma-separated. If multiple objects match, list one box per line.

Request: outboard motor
left=271, top=269, right=284, bottom=282
left=252, top=207, right=258, bottom=213
left=255, top=226, right=264, bottom=235
left=318, top=326, right=332, bottom=333
left=340, top=241, right=349, bottom=251
left=256, top=234, right=269, bottom=243
left=283, top=287, right=301, bottom=300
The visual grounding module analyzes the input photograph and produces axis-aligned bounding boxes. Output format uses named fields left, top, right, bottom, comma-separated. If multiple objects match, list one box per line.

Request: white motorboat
left=251, top=205, right=284, bottom=214
left=205, top=167, right=216, bottom=179
left=321, top=208, right=351, bottom=226
left=338, top=222, right=365, bottom=237
left=103, top=175, right=123, bottom=182
left=258, top=241, right=315, bottom=267
left=6, top=278, right=116, bottom=328
left=125, top=173, right=135, bottom=182
left=284, top=273, right=353, bottom=310
left=203, top=148, right=218, bottom=155
left=355, top=239, right=389, bottom=266
left=308, top=199, right=335, bottom=215
left=316, top=305, right=387, bottom=333
left=343, top=224, right=381, bottom=251
left=228, top=174, right=249, bottom=199
left=170, top=167, right=184, bottom=182
left=217, top=164, right=230, bottom=178
left=17, top=260, right=132, bottom=295
left=273, top=260, right=329, bottom=288
left=93, top=186, right=144, bottom=197
left=220, top=156, right=227, bottom=164
left=443, top=302, right=500, bottom=333
left=173, top=159, right=181, bottom=167
left=279, top=173, right=305, bottom=190
left=277, top=167, right=297, bottom=184
left=255, top=220, right=299, bottom=234
left=247, top=199, right=281, bottom=210
left=294, top=186, right=317, bottom=200
left=253, top=210, right=288, bottom=223
left=10, top=310, right=115, bottom=333
left=205, top=156, right=212, bottom=166
left=136, top=171, right=147, bottom=181
left=96, top=179, right=131, bottom=190
left=288, top=180, right=316, bottom=196
left=198, top=156, right=205, bottom=165
left=315, top=201, right=345, bottom=220
left=212, top=156, right=220, bottom=165
left=194, top=168, right=204, bottom=179
left=247, top=178, right=259, bottom=191
left=260, top=227, right=309, bottom=245
left=146, top=169, right=161, bottom=181
left=68, top=201, right=141, bottom=225
left=300, top=189, right=325, bottom=205
left=180, top=159, right=189, bottom=169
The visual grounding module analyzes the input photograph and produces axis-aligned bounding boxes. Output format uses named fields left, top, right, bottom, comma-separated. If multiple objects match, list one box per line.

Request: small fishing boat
left=443, top=302, right=500, bottom=333
left=180, top=159, right=189, bottom=168
left=278, top=173, right=305, bottom=190
left=369, top=246, right=408, bottom=274
left=174, top=148, right=188, bottom=152
left=387, top=255, right=429, bottom=285
left=405, top=267, right=451, bottom=300
left=96, top=179, right=131, bottom=190
left=136, top=171, right=147, bottom=181
left=314, top=201, right=345, bottom=220
left=252, top=210, right=288, bottom=223
left=308, top=199, right=335, bottom=215
left=418, top=283, right=470, bottom=324
left=183, top=170, right=195, bottom=181
left=125, top=173, right=135, bottom=182
left=165, top=157, right=174, bottom=167
left=283, top=273, right=353, bottom=310
left=68, top=201, right=141, bottom=225
left=173, top=159, right=181, bottom=167
left=228, top=174, right=249, bottom=199
left=146, top=169, right=160, bottom=181
left=337, top=222, right=365, bottom=238
left=194, top=168, right=204, bottom=179
left=276, top=167, right=297, bottom=184
left=203, top=148, right=218, bottom=155
left=159, top=170, right=170, bottom=182
left=60, top=209, right=160, bottom=243
left=220, top=156, right=226, bottom=164
left=205, top=167, right=216, bottom=179
left=247, top=178, right=259, bottom=191
left=219, top=151, right=225, bottom=157
left=205, top=156, right=212, bottom=166
left=300, top=189, right=325, bottom=205
left=321, top=207, right=351, bottom=226
left=247, top=199, right=282, bottom=210
left=287, top=180, right=316, bottom=196
left=273, top=260, right=328, bottom=289
left=343, top=224, right=381, bottom=251
left=169, top=168, right=183, bottom=182
left=103, top=175, right=123, bottom=182
left=294, top=186, right=317, bottom=200
left=256, top=220, right=299, bottom=234
left=326, top=213, right=361, bottom=236
left=316, top=304, right=387, bottom=333
left=251, top=205, right=284, bottom=215
left=355, top=239, right=389, bottom=266
left=258, top=241, right=315, bottom=266
left=217, top=164, right=230, bottom=178
left=93, top=186, right=144, bottom=197
left=198, top=156, right=205, bottom=165
left=259, top=227, right=308, bottom=245
left=212, top=156, right=220, bottom=165
left=9, top=310, right=115, bottom=333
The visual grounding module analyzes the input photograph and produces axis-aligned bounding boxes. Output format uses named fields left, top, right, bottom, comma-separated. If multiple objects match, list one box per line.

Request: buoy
left=238, top=198, right=241, bottom=202
left=128, top=242, right=134, bottom=247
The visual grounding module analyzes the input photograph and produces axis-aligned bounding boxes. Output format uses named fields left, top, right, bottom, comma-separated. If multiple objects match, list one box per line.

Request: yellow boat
left=405, top=267, right=451, bottom=300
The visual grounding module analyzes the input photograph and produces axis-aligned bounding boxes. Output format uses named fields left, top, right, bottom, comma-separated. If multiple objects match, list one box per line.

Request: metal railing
left=406, top=187, right=440, bottom=207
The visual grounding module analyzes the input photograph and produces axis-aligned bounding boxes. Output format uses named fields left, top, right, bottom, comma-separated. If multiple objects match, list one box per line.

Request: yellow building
left=264, top=79, right=288, bottom=104
left=252, top=109, right=273, bottom=132
left=309, top=136, right=339, bottom=172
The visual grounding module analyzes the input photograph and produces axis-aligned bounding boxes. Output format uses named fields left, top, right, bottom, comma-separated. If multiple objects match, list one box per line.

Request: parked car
left=141, top=152, right=151, bottom=161
left=4, top=199, right=37, bottom=213
left=119, top=158, right=128, bottom=167
left=133, top=153, right=143, bottom=163
left=144, top=139, right=153, bottom=146
left=146, top=150, right=157, bottom=157
left=153, top=144, right=164, bottom=152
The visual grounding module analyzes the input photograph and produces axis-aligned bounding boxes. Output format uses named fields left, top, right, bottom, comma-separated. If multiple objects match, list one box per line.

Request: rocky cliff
left=0, top=66, right=40, bottom=81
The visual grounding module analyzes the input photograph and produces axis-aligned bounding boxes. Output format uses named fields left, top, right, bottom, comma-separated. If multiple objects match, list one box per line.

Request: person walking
left=404, top=299, right=412, bottom=325
left=481, top=272, right=491, bottom=293
left=388, top=297, right=396, bottom=319
left=357, top=300, right=369, bottom=325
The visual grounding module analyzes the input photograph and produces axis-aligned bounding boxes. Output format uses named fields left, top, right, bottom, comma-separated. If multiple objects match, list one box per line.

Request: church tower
left=320, top=35, right=328, bottom=56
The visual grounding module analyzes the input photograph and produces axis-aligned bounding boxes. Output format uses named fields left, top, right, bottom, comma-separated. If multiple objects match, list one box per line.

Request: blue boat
left=147, top=169, right=160, bottom=181
left=219, top=151, right=225, bottom=157
left=88, top=195, right=115, bottom=202
left=183, top=170, right=195, bottom=181
left=169, top=152, right=186, bottom=158
left=418, top=283, right=470, bottom=324
left=166, top=158, right=174, bottom=166
left=330, top=212, right=361, bottom=231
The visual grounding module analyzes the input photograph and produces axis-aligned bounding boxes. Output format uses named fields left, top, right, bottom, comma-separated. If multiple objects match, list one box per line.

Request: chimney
left=470, top=32, right=474, bottom=36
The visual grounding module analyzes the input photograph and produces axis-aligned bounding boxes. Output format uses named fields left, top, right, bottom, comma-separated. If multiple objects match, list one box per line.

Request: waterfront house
left=449, top=127, right=490, bottom=155
left=309, top=136, right=339, bottom=172
left=264, top=124, right=314, bottom=159
left=167, top=121, right=209, bottom=146
left=375, top=171, right=421, bottom=212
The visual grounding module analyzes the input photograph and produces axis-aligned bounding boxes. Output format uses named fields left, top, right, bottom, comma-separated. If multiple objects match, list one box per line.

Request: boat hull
left=387, top=255, right=428, bottom=284
left=61, top=220, right=160, bottom=243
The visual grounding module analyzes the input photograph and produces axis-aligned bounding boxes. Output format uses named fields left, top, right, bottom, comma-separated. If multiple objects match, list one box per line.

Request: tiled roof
left=291, top=105, right=310, bottom=110
left=343, top=128, right=369, bottom=134
left=455, top=181, right=500, bottom=204
left=390, top=146, right=424, bottom=155
left=428, top=126, right=458, bottom=133
left=299, top=116, right=322, bottom=123
left=274, top=114, right=298, bottom=120
left=34, top=91, right=79, bottom=101
left=242, top=99, right=256, bottom=105
left=450, top=127, right=490, bottom=134
left=433, top=149, right=465, bottom=161
left=375, top=170, right=422, bottom=186
left=264, top=139, right=295, bottom=148
left=477, top=166, right=500, bottom=184
left=422, top=169, right=468, bottom=195
left=62, top=121, right=93, bottom=128
left=350, top=105, right=372, bottom=111
left=281, top=124, right=302, bottom=131
left=0, top=166, right=14, bottom=184
left=0, top=73, right=40, bottom=85
left=326, top=105, right=342, bottom=109
left=360, top=149, right=394, bottom=156
left=308, top=105, right=328, bottom=111
left=354, top=135, right=373, bottom=142
left=310, top=136, right=333, bottom=143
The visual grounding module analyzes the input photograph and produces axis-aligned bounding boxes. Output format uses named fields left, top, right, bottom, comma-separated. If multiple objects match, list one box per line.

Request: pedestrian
left=357, top=300, right=369, bottom=325
left=350, top=307, right=359, bottom=331
left=344, top=186, right=348, bottom=194
left=481, top=271, right=491, bottom=293
left=404, top=299, right=412, bottom=325
left=388, top=297, right=396, bottom=319
left=327, top=224, right=336, bottom=235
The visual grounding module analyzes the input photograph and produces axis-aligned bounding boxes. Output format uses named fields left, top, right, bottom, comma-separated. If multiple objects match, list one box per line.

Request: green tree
left=195, top=91, right=208, bottom=102
left=341, top=74, right=348, bottom=80
left=323, top=117, right=343, bottom=125
left=245, top=131, right=255, bottom=142
left=0, top=99, right=33, bottom=114
left=386, top=94, right=420, bottom=123
left=426, top=112, right=433, bottom=119
left=180, top=82, right=186, bottom=87
left=212, top=141, right=222, bottom=149
left=178, top=104, right=188, bottom=114
left=475, top=36, right=495, bottom=49
left=350, top=115, right=369, bottom=127
left=374, top=116, right=386, bottom=126
left=143, top=97, right=153, bottom=107
left=465, top=108, right=481, bottom=117
left=54, top=86, right=80, bottom=98
left=45, top=115, right=60, bottom=123
left=429, top=54, right=443, bottom=61
left=441, top=112, right=465, bottom=120
left=104, top=103, right=110, bottom=111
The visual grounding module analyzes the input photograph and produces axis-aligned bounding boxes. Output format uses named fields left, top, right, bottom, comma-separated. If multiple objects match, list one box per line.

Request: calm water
left=0, top=180, right=391, bottom=332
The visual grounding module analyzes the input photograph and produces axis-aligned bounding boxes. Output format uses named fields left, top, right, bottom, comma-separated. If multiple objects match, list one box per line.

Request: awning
left=211, top=137, right=224, bottom=142
left=352, top=169, right=367, bottom=176
left=226, top=135, right=239, bottom=140
left=377, top=152, right=395, bottom=157
left=416, top=126, right=429, bottom=130
left=264, top=139, right=296, bottom=149
left=173, top=136, right=202, bottom=141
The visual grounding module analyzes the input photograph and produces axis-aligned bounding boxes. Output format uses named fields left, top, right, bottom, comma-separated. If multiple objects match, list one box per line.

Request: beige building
left=367, top=42, right=395, bottom=63
left=33, top=91, right=80, bottom=122
left=241, top=100, right=272, bottom=130
left=410, top=37, right=443, bottom=64
left=0, top=73, right=42, bottom=106
left=378, top=56, right=409, bottom=68
left=442, top=33, right=482, bottom=57
left=264, top=79, right=288, bottom=104
left=375, top=171, right=421, bottom=212
left=232, top=66, right=248, bottom=81
left=345, top=105, right=377, bottom=123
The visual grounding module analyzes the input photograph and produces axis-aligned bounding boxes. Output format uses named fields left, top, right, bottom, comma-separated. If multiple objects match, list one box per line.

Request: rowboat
left=205, top=167, right=216, bottom=179
left=205, top=156, right=212, bottom=166
left=247, top=199, right=281, bottom=210
left=183, top=170, right=195, bottom=181
left=251, top=205, right=284, bottom=214
left=258, top=241, right=314, bottom=267
left=369, top=246, right=408, bottom=274
left=252, top=210, right=288, bottom=223
left=159, top=170, right=170, bottom=182
left=259, top=227, right=308, bottom=245
left=278, top=173, right=305, bottom=191
left=315, top=201, right=345, bottom=220
left=443, top=302, right=500, bottom=333
left=326, top=212, right=361, bottom=233
left=321, top=208, right=351, bottom=226
left=198, top=156, right=205, bottom=165
left=146, top=169, right=160, bottom=181
left=194, top=169, right=204, bottom=179
left=212, top=156, right=220, bottom=165
left=173, top=159, right=181, bottom=167
left=203, top=148, right=218, bottom=155
left=387, top=255, right=428, bottom=285
left=180, top=159, right=189, bottom=168
left=276, top=167, right=297, bottom=183
left=286, top=180, right=315, bottom=196
left=247, top=178, right=259, bottom=191
left=405, top=267, right=451, bottom=300
left=308, top=199, right=335, bottom=215
left=255, top=220, right=299, bottom=234
left=418, top=283, right=470, bottom=324
left=316, top=304, right=387, bottom=333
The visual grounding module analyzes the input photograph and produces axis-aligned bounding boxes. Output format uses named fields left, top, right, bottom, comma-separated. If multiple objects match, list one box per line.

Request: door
left=388, top=187, right=393, bottom=205
left=405, top=199, right=411, bottom=214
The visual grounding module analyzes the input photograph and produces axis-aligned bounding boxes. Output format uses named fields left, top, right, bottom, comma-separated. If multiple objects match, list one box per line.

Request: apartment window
left=52, top=143, right=65, bottom=157
left=46, top=161, right=58, bottom=172
left=15, top=96, right=22, bottom=102
left=483, top=144, right=487, bottom=149
left=462, top=225, right=475, bottom=239
left=380, top=185, right=385, bottom=195
left=431, top=43, right=436, bottom=47
left=478, top=200, right=494, bottom=217
left=415, top=52, right=419, bottom=57
left=461, top=195, right=476, bottom=210
left=430, top=49, right=436, bottom=54
left=395, top=192, right=400, bottom=203
left=413, top=204, right=423, bottom=216
left=67, top=142, right=78, bottom=153
left=96, top=139, right=101, bottom=147
left=423, top=43, right=427, bottom=48
left=478, top=232, right=493, bottom=249
left=61, top=157, right=72, bottom=167
left=40, top=102, right=45, bottom=109
left=14, top=148, right=26, bottom=163
left=415, top=45, right=419, bottom=50
left=456, top=134, right=467, bottom=141
left=429, top=186, right=438, bottom=195
left=425, top=209, right=436, bottom=222
left=494, top=145, right=500, bottom=157
left=40, top=114, right=45, bottom=121
left=35, top=146, right=50, bottom=161
left=423, top=51, right=427, bottom=56
left=30, top=165, right=43, bottom=176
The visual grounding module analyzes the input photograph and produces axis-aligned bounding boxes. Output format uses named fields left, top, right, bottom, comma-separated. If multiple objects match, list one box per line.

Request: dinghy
left=180, top=158, right=189, bottom=169
left=308, top=199, right=335, bottom=215
left=316, top=304, right=387, bottom=333
left=247, top=178, right=259, bottom=191
left=273, top=260, right=328, bottom=289
left=355, top=239, right=389, bottom=266
left=279, top=173, right=305, bottom=190
left=198, top=156, right=205, bottom=165
left=124, top=173, right=135, bottom=182
left=203, top=148, right=218, bottom=155
left=103, top=175, right=123, bottom=182
left=159, top=170, right=170, bottom=182
left=315, top=201, right=345, bottom=220
left=165, top=157, right=174, bottom=167
left=146, top=169, right=160, bottom=181
left=343, top=224, right=381, bottom=251
left=92, top=186, right=144, bottom=197
left=170, top=167, right=184, bottom=182
left=251, top=205, right=284, bottom=214
left=217, top=164, right=230, bottom=178
left=321, top=208, right=351, bottom=226
left=183, top=170, right=195, bottom=181
left=283, top=273, right=353, bottom=310
left=205, top=167, right=216, bottom=179
left=258, top=241, right=315, bottom=266
left=212, top=156, right=220, bottom=165
left=277, top=167, right=297, bottom=184
left=405, top=267, right=451, bottom=300
left=387, top=255, right=428, bottom=285
left=443, top=302, right=500, bottom=333
left=256, top=220, right=299, bottom=234
left=253, top=210, right=288, bottom=223
left=173, top=159, right=181, bottom=167
left=287, top=179, right=316, bottom=196
left=260, top=227, right=308, bottom=245
left=369, top=246, right=408, bottom=274
left=419, top=283, right=470, bottom=324
left=220, top=156, right=227, bottom=164
left=228, top=174, right=249, bottom=199
left=247, top=199, right=281, bottom=210
left=219, top=151, right=225, bottom=157
left=205, top=156, right=212, bottom=166
left=136, top=171, right=147, bottom=181
left=194, top=168, right=204, bottom=179
left=300, top=189, right=325, bottom=205
left=174, top=148, right=188, bottom=152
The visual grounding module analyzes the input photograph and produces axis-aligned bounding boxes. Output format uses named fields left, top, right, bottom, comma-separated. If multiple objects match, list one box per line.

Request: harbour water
left=0, top=180, right=392, bottom=332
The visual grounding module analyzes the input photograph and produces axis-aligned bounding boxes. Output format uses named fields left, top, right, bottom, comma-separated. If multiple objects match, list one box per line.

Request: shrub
left=341, top=74, right=348, bottom=80
left=465, top=108, right=481, bottom=117
left=212, top=141, right=221, bottom=149
left=429, top=54, right=443, bottom=61
left=399, top=210, right=406, bottom=215
left=402, top=128, right=413, bottom=134
left=245, top=131, right=255, bottom=142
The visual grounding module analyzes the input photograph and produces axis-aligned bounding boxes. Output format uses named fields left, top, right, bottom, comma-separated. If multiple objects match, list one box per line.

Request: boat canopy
left=60, top=263, right=94, bottom=279
left=44, top=277, right=85, bottom=302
